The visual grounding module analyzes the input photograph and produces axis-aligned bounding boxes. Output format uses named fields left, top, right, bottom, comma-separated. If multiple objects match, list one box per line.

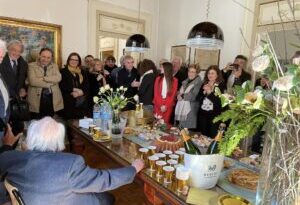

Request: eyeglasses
left=70, top=59, right=79, bottom=62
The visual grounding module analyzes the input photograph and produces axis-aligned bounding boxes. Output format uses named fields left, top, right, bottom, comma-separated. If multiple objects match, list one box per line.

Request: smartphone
left=229, top=64, right=239, bottom=70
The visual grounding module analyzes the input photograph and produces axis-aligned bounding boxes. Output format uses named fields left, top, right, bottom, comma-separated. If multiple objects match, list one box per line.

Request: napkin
left=79, top=118, right=93, bottom=129
left=186, top=188, right=219, bottom=205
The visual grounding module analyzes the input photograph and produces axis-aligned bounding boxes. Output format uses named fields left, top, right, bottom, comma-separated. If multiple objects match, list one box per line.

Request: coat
left=138, top=72, right=155, bottom=106
left=27, top=62, right=64, bottom=113
left=177, top=76, right=202, bottom=128
left=0, top=54, right=28, bottom=97
left=59, top=67, right=89, bottom=119
left=153, top=76, right=178, bottom=125
left=0, top=150, right=136, bottom=205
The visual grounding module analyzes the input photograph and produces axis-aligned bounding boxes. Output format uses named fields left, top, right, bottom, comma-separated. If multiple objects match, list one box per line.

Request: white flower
left=133, top=95, right=139, bottom=102
left=120, top=95, right=125, bottom=100
left=93, top=96, right=99, bottom=103
left=154, top=113, right=162, bottom=120
left=159, top=119, right=165, bottom=124
left=119, top=86, right=124, bottom=91
left=273, top=75, right=294, bottom=91
left=100, top=87, right=105, bottom=93
left=252, top=55, right=270, bottom=72
left=116, top=88, right=119, bottom=92
left=124, top=87, right=128, bottom=91
left=104, top=84, right=110, bottom=90
left=110, top=88, right=113, bottom=91
left=293, top=57, right=300, bottom=65
left=252, top=45, right=264, bottom=58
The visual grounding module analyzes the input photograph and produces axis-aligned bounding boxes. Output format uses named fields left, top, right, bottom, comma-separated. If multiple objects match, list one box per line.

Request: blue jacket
left=0, top=150, right=136, bottom=205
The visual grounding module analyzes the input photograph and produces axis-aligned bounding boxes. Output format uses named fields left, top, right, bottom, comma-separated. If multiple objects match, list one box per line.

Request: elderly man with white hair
left=171, top=56, right=188, bottom=90
left=0, top=117, right=144, bottom=205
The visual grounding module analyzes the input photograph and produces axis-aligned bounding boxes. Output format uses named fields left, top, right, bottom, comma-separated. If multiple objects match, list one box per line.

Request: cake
left=152, top=134, right=183, bottom=152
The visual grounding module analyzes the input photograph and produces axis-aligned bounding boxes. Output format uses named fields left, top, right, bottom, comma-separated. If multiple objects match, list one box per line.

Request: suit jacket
left=138, top=72, right=155, bottom=106
left=0, top=150, right=136, bottom=205
left=0, top=54, right=28, bottom=97
left=27, top=62, right=64, bottom=113
left=174, top=67, right=188, bottom=91
left=222, top=69, right=251, bottom=88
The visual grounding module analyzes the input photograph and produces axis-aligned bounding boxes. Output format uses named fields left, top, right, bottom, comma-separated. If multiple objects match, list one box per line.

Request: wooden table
left=67, top=120, right=187, bottom=205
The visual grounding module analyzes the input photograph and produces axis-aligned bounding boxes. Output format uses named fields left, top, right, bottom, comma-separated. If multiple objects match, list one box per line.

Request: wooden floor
left=79, top=143, right=147, bottom=205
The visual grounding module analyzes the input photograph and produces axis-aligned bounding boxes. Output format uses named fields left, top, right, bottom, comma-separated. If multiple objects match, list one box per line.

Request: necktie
left=12, top=60, right=17, bottom=75
left=43, top=66, right=47, bottom=76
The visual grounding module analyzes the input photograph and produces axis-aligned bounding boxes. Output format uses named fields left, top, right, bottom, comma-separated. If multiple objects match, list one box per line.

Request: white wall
left=157, top=0, right=249, bottom=68
left=0, top=0, right=88, bottom=64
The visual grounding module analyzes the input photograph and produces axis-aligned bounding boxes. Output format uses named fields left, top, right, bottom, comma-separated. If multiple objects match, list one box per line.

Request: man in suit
left=117, top=55, right=139, bottom=110
left=172, top=56, right=187, bottom=90
left=222, top=55, right=251, bottom=94
left=0, top=40, right=28, bottom=98
left=0, top=117, right=144, bottom=205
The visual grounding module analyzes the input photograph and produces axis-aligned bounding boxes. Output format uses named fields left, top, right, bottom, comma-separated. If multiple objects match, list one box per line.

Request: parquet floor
left=79, top=143, right=147, bottom=205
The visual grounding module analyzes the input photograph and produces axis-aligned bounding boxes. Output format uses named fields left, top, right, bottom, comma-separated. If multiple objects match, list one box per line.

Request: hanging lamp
left=125, top=0, right=150, bottom=53
left=186, top=0, right=224, bottom=50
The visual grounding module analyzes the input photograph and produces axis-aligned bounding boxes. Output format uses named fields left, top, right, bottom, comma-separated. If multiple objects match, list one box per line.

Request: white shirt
left=9, top=57, right=18, bottom=68
left=161, top=77, right=167, bottom=99
left=0, top=78, right=9, bottom=116
left=226, top=73, right=235, bottom=94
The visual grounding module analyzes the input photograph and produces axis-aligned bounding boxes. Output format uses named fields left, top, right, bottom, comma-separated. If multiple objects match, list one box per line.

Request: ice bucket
left=184, top=153, right=224, bottom=189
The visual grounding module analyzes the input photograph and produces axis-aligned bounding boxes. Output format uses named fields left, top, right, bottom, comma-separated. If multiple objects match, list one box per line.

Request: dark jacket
left=138, top=72, right=155, bottom=106
left=0, top=54, right=28, bottom=97
left=59, top=67, right=89, bottom=119
left=0, top=150, right=136, bottom=205
left=174, top=66, right=188, bottom=90
left=116, top=67, right=139, bottom=110
left=222, top=69, right=251, bottom=88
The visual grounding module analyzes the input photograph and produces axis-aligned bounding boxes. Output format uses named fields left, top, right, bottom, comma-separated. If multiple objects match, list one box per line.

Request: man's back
left=0, top=150, right=136, bottom=205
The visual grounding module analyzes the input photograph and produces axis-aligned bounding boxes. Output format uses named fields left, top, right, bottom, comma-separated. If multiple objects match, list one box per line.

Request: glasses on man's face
left=70, top=59, right=79, bottom=62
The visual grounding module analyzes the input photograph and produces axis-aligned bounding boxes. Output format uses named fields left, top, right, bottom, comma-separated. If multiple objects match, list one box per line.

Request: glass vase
left=109, top=109, right=127, bottom=139
left=256, top=119, right=300, bottom=205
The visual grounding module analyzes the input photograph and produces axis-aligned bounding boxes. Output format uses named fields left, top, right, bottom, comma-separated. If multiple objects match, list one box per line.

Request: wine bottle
left=180, top=128, right=202, bottom=155
left=206, top=123, right=226, bottom=154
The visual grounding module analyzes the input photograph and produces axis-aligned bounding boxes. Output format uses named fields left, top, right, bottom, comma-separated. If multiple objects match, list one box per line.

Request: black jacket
left=174, top=67, right=188, bottom=90
left=0, top=54, right=28, bottom=97
left=138, top=73, right=155, bottom=106
left=59, top=67, right=89, bottom=119
left=222, top=69, right=251, bottom=88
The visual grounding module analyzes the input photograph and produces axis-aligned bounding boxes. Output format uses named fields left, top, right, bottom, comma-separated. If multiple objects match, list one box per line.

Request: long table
left=67, top=120, right=188, bottom=205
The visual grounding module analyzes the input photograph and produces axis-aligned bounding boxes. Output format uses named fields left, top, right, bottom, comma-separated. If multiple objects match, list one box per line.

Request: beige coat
left=27, top=62, right=64, bottom=113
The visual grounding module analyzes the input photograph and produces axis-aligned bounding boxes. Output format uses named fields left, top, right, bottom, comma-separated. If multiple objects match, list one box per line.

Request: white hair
left=7, top=40, right=24, bottom=52
left=26, top=117, right=65, bottom=152
left=0, top=39, right=6, bottom=53
left=171, top=56, right=183, bottom=65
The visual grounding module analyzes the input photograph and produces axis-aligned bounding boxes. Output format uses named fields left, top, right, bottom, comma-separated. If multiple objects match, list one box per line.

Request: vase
left=109, top=109, right=127, bottom=139
left=256, top=119, right=300, bottom=205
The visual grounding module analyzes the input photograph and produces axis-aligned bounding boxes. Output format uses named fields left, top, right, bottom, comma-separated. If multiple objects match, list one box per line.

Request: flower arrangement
left=214, top=33, right=300, bottom=205
left=153, top=113, right=167, bottom=131
left=93, top=84, right=138, bottom=111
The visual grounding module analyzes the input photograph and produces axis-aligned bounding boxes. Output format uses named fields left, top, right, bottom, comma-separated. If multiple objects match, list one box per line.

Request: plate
left=93, top=135, right=111, bottom=142
left=217, top=169, right=256, bottom=204
left=218, top=194, right=252, bottom=205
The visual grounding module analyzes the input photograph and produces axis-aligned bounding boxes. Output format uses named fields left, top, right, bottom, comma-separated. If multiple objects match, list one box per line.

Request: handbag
left=10, top=97, right=30, bottom=121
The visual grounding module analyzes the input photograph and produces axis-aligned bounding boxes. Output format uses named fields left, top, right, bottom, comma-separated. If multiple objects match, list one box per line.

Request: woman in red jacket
left=153, top=62, right=178, bottom=125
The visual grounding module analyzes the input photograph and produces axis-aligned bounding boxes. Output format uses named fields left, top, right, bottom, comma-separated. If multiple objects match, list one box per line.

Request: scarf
left=161, top=77, right=167, bottom=99
left=68, top=66, right=83, bottom=84
left=174, top=79, right=196, bottom=121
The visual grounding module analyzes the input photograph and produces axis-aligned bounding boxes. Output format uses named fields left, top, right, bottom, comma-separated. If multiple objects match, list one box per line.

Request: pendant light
left=186, top=0, right=224, bottom=50
left=125, top=0, right=150, bottom=53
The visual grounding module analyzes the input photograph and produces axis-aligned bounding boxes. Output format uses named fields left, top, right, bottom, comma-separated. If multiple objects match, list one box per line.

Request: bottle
left=206, top=123, right=226, bottom=154
left=180, top=128, right=202, bottom=155
left=100, top=102, right=112, bottom=132
left=93, top=104, right=101, bottom=127
left=135, top=104, right=140, bottom=118
left=139, top=103, right=144, bottom=118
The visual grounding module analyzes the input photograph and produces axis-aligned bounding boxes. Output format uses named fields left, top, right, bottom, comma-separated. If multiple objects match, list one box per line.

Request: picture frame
left=171, top=45, right=191, bottom=64
left=0, top=16, right=62, bottom=66
left=194, top=49, right=220, bottom=70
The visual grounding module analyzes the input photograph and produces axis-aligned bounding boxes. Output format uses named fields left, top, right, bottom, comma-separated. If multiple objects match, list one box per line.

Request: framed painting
left=171, top=45, right=191, bottom=64
left=194, top=49, right=220, bottom=70
left=0, top=16, right=62, bottom=66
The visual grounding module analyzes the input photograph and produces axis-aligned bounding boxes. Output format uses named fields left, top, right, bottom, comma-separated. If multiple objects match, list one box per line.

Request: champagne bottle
left=180, top=128, right=202, bottom=155
left=206, top=123, right=226, bottom=154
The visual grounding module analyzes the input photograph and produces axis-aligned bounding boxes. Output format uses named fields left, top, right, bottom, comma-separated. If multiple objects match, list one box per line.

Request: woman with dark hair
left=59, top=52, right=89, bottom=119
left=153, top=62, right=178, bottom=125
left=27, top=48, right=63, bottom=119
left=134, top=59, right=156, bottom=112
left=197, top=65, right=225, bottom=138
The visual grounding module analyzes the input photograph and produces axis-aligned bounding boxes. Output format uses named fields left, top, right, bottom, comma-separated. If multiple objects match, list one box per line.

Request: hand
left=19, top=88, right=27, bottom=98
left=71, top=91, right=79, bottom=98
left=160, top=105, right=167, bottom=113
left=73, top=88, right=84, bottom=96
left=132, top=159, right=144, bottom=173
left=131, top=81, right=140, bottom=88
left=177, top=94, right=183, bottom=101
left=2, top=124, right=21, bottom=146
left=223, top=62, right=233, bottom=72
left=96, top=74, right=103, bottom=81
left=203, top=84, right=212, bottom=94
